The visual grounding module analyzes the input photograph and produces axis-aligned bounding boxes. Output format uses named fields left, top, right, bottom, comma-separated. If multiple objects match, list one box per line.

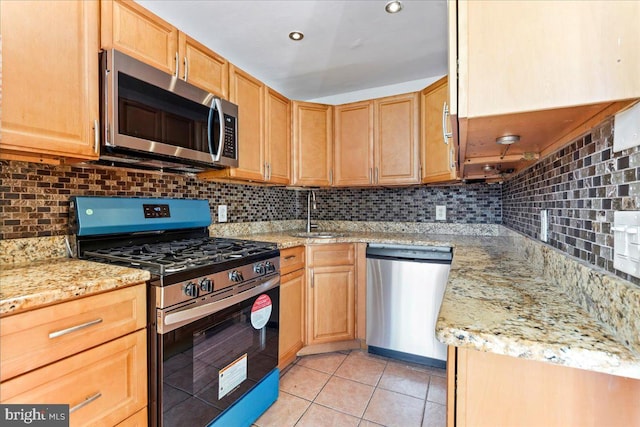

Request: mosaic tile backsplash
left=0, top=161, right=501, bottom=239
left=503, top=117, right=640, bottom=286
left=0, top=162, right=296, bottom=239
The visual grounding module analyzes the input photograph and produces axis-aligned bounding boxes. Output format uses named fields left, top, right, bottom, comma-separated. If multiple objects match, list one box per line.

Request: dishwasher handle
left=366, top=244, right=452, bottom=263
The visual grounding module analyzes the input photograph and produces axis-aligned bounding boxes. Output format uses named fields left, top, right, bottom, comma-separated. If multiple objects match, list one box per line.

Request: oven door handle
left=160, top=276, right=280, bottom=334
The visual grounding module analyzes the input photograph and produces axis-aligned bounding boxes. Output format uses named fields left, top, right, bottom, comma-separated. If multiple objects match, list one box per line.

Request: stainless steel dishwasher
left=366, top=244, right=452, bottom=368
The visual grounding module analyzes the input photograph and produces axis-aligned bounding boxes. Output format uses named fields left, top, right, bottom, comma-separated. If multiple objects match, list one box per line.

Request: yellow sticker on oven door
left=250, top=294, right=272, bottom=329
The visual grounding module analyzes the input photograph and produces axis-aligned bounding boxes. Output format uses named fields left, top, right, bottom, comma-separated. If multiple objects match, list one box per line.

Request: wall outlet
left=540, top=210, right=548, bottom=242
left=435, top=205, right=446, bottom=221
left=613, top=102, right=640, bottom=152
left=218, top=205, right=228, bottom=223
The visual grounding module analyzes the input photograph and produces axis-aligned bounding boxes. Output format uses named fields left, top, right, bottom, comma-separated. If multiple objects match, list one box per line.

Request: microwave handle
left=208, top=97, right=225, bottom=162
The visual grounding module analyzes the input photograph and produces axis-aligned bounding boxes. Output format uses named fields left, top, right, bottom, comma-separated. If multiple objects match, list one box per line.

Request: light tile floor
left=255, top=350, right=447, bottom=427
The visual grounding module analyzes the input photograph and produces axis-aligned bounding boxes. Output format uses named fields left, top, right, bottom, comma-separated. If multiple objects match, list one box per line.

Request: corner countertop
left=0, top=258, right=150, bottom=316
left=232, top=230, right=640, bottom=380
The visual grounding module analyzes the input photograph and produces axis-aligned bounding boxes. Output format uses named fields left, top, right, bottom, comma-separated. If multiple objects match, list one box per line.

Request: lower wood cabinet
left=450, top=346, right=640, bottom=427
left=1, top=330, right=147, bottom=427
left=279, top=246, right=306, bottom=369
left=306, top=244, right=356, bottom=345
left=0, top=284, right=147, bottom=426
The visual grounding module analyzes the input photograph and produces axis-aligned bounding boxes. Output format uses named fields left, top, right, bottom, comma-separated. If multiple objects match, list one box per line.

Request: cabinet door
left=374, top=93, right=420, bottom=185
left=279, top=269, right=305, bottom=369
left=421, top=77, right=457, bottom=183
left=307, top=265, right=356, bottom=345
left=0, top=330, right=147, bottom=427
left=266, top=88, right=291, bottom=184
left=454, top=347, right=640, bottom=427
left=334, top=101, right=375, bottom=187
left=101, top=0, right=178, bottom=76
left=459, top=1, right=640, bottom=118
left=292, top=102, right=334, bottom=187
left=178, top=32, right=228, bottom=99
left=229, top=65, right=266, bottom=181
left=1, top=0, right=100, bottom=163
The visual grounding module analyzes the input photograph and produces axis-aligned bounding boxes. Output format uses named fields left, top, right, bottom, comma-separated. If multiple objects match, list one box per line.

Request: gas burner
left=83, top=236, right=278, bottom=277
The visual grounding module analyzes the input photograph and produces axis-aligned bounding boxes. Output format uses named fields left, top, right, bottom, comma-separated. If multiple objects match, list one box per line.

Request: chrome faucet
left=306, top=190, right=317, bottom=233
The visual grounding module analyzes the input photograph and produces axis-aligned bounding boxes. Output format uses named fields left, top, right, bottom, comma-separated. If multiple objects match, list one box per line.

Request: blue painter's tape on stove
left=208, top=368, right=279, bottom=427
left=71, top=196, right=211, bottom=236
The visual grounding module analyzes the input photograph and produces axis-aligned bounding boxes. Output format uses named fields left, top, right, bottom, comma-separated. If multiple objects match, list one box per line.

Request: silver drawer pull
left=49, top=318, right=103, bottom=339
left=70, top=392, right=102, bottom=414
left=284, top=255, right=297, bottom=260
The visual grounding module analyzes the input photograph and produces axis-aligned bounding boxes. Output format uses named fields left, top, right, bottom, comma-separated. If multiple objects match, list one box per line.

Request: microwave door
left=208, top=97, right=225, bottom=162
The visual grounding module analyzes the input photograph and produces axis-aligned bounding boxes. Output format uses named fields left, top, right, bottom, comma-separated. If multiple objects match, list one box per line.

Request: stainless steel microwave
left=100, top=49, right=238, bottom=173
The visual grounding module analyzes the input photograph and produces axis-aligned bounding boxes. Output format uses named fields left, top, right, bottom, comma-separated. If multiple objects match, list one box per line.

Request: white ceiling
left=136, top=0, right=448, bottom=104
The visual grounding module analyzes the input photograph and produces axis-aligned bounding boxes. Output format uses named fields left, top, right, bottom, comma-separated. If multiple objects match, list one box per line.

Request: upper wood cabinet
left=101, top=0, right=178, bottom=75
left=265, top=88, right=292, bottom=185
left=333, top=101, right=375, bottom=186
left=292, top=102, right=334, bottom=187
left=374, top=93, right=421, bottom=185
left=452, top=0, right=640, bottom=180
left=178, top=33, right=229, bottom=99
left=332, top=93, right=420, bottom=187
left=199, top=67, right=290, bottom=184
left=101, top=0, right=228, bottom=98
left=421, top=77, right=458, bottom=183
left=0, top=0, right=100, bottom=164
left=227, top=65, right=266, bottom=181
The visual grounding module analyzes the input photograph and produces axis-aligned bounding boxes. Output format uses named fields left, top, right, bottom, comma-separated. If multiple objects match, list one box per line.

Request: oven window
left=159, top=287, right=279, bottom=426
left=118, top=72, right=210, bottom=153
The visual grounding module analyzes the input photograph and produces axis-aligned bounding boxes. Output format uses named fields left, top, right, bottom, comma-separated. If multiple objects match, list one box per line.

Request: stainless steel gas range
left=70, top=197, right=280, bottom=427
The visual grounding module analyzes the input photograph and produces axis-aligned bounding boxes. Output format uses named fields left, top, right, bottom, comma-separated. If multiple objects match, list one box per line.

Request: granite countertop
left=232, top=229, right=640, bottom=379
left=0, top=258, right=150, bottom=316
left=1, top=225, right=638, bottom=379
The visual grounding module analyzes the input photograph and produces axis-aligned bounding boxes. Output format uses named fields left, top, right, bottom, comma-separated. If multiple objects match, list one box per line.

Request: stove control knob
left=254, top=263, right=266, bottom=275
left=265, top=261, right=276, bottom=273
left=199, top=278, right=213, bottom=293
left=184, top=282, right=199, bottom=297
left=229, top=270, right=244, bottom=282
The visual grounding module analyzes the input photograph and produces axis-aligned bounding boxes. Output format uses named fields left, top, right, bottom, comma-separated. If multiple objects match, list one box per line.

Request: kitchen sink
left=289, top=231, right=346, bottom=239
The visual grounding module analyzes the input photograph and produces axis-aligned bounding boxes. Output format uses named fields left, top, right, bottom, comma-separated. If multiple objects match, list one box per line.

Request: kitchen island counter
left=229, top=228, right=640, bottom=380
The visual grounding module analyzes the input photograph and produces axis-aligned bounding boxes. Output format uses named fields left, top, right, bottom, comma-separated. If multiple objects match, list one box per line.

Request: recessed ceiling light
left=496, top=135, right=521, bottom=145
left=289, top=31, right=304, bottom=41
left=385, top=1, right=403, bottom=14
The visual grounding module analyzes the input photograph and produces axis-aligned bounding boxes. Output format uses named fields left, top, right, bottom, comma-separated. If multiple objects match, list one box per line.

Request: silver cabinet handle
left=442, top=102, right=452, bottom=145
left=369, top=167, right=373, bottom=184
left=267, top=163, right=271, bottom=181
left=329, top=169, right=333, bottom=186
left=284, top=255, right=296, bottom=260
left=374, top=167, right=379, bottom=184
left=449, top=146, right=455, bottom=170
left=93, top=119, right=99, bottom=154
left=264, top=162, right=269, bottom=180
left=49, top=318, right=103, bottom=339
left=174, top=52, right=179, bottom=78
left=310, top=268, right=314, bottom=288
left=183, top=57, right=189, bottom=81
left=70, top=392, right=102, bottom=414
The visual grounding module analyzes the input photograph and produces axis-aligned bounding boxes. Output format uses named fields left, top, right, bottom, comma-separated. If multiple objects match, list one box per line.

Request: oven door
left=151, top=280, right=279, bottom=426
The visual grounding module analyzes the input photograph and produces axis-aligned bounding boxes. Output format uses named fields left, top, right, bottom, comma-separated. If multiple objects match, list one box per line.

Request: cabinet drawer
left=0, top=330, right=147, bottom=427
left=280, top=246, right=305, bottom=275
left=308, top=243, right=355, bottom=267
left=0, top=284, right=146, bottom=382
left=115, top=407, right=147, bottom=427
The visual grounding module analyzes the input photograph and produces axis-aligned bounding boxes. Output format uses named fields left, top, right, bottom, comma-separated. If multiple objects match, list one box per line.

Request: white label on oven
left=219, top=353, right=247, bottom=400
left=250, top=294, right=272, bottom=330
